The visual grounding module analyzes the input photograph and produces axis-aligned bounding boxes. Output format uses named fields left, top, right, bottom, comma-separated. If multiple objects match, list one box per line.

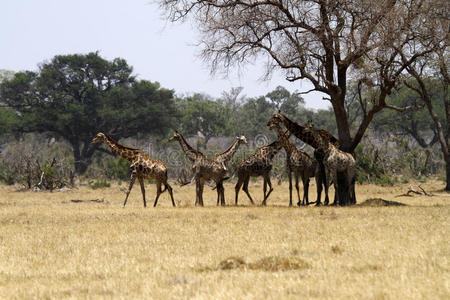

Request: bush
left=105, top=157, right=130, bottom=180
left=0, top=134, right=74, bottom=190
left=355, top=143, right=388, bottom=184
left=374, top=174, right=397, bottom=186
left=89, top=180, right=111, bottom=189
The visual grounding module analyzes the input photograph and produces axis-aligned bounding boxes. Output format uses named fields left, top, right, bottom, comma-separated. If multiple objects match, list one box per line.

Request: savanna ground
left=0, top=179, right=448, bottom=299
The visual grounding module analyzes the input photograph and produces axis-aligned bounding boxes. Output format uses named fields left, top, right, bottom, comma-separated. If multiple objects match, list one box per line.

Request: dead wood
left=396, top=185, right=434, bottom=197
left=71, top=198, right=108, bottom=204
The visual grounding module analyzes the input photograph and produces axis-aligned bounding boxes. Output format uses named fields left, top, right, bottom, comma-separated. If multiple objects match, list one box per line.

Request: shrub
left=89, top=180, right=111, bottom=189
left=0, top=134, right=73, bottom=190
left=374, top=174, right=397, bottom=186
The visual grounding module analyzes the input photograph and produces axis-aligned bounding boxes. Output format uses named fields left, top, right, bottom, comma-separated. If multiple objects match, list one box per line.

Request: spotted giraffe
left=234, top=131, right=289, bottom=206
left=268, top=111, right=338, bottom=205
left=90, top=133, right=175, bottom=207
left=302, top=121, right=356, bottom=205
left=267, top=118, right=321, bottom=207
left=169, top=131, right=228, bottom=206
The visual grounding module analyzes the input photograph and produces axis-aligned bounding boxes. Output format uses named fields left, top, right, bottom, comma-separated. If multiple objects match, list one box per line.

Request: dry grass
left=0, top=179, right=448, bottom=299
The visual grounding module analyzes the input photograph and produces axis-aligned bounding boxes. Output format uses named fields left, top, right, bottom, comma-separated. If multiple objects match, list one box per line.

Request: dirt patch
left=70, top=198, right=109, bottom=204
left=358, top=198, right=407, bottom=207
left=200, top=256, right=310, bottom=272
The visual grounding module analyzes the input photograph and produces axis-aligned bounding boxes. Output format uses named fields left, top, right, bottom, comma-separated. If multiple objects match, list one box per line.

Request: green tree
left=174, top=93, right=229, bottom=146
left=0, top=52, right=175, bottom=175
left=237, top=96, right=276, bottom=138
left=159, top=0, right=439, bottom=205
left=372, top=82, right=444, bottom=148
left=265, top=86, right=304, bottom=116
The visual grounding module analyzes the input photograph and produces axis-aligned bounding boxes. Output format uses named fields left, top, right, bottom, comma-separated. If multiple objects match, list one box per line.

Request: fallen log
left=396, top=185, right=434, bottom=197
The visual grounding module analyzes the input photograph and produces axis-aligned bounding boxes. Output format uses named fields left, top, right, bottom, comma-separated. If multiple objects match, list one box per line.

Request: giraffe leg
left=138, top=176, right=147, bottom=208
left=318, top=162, right=328, bottom=206
left=197, top=179, right=205, bottom=207
left=242, top=176, right=255, bottom=205
left=314, top=163, right=324, bottom=205
left=216, top=181, right=220, bottom=206
left=262, top=175, right=273, bottom=206
left=323, top=169, right=330, bottom=206
left=195, top=178, right=201, bottom=206
left=216, top=181, right=222, bottom=206
left=294, top=171, right=301, bottom=206
left=303, top=172, right=310, bottom=206
left=220, top=182, right=226, bottom=206
left=262, top=177, right=268, bottom=206
left=217, top=181, right=225, bottom=206
left=165, top=182, right=176, bottom=207
left=288, top=170, right=293, bottom=207
left=331, top=170, right=339, bottom=206
left=315, top=168, right=323, bottom=206
left=235, top=176, right=244, bottom=205
left=153, top=181, right=163, bottom=207
left=123, top=172, right=137, bottom=208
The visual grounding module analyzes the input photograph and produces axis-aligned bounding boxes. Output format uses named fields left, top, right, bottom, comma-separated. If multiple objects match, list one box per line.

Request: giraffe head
left=267, top=110, right=284, bottom=129
left=304, top=120, right=314, bottom=130
left=168, top=131, right=181, bottom=143
left=302, top=120, right=325, bottom=148
left=90, top=132, right=107, bottom=144
left=237, top=135, right=248, bottom=146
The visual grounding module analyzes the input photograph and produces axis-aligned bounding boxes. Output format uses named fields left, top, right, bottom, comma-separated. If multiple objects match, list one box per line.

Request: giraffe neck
left=263, top=142, right=282, bottom=161
left=275, top=124, right=296, bottom=155
left=177, top=134, right=200, bottom=162
left=215, top=138, right=242, bottom=165
left=102, top=134, right=138, bottom=162
left=312, top=131, right=331, bottom=156
left=279, top=114, right=320, bottom=149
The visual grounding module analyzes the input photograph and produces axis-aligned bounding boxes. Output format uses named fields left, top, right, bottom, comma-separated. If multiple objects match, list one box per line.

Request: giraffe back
left=131, top=152, right=168, bottom=181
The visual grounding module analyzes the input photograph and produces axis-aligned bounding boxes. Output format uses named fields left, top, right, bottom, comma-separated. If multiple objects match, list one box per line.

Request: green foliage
left=0, top=107, right=19, bottom=135
left=0, top=52, right=175, bottom=174
left=374, top=174, right=397, bottom=186
left=89, top=180, right=111, bottom=189
left=235, top=96, right=276, bottom=138
left=265, top=86, right=304, bottom=116
left=391, top=137, right=435, bottom=178
left=174, top=93, right=230, bottom=143
left=372, top=80, right=444, bottom=148
left=354, top=143, right=387, bottom=184
left=105, top=157, right=130, bottom=180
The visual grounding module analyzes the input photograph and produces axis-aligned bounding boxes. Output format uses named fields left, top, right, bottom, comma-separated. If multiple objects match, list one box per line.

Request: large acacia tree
left=0, top=52, right=175, bottom=174
left=159, top=0, right=437, bottom=151
left=158, top=0, right=441, bottom=203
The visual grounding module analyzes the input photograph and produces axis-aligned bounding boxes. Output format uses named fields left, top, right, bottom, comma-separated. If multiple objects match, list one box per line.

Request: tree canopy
left=158, top=0, right=443, bottom=152
left=0, top=52, right=176, bottom=174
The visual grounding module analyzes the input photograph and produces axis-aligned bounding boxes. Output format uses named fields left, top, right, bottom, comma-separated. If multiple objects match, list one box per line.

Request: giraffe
left=302, top=121, right=356, bottom=206
left=234, top=132, right=289, bottom=206
left=214, top=135, right=248, bottom=167
left=168, top=131, right=205, bottom=163
left=169, top=131, right=228, bottom=206
left=90, top=133, right=175, bottom=207
left=268, top=111, right=338, bottom=205
left=267, top=119, right=321, bottom=207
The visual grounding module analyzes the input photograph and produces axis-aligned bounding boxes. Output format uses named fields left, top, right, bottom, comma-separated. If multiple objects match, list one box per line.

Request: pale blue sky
left=0, top=0, right=329, bottom=109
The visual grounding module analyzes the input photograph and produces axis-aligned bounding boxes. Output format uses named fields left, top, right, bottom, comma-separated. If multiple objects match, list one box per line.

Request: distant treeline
left=0, top=53, right=445, bottom=188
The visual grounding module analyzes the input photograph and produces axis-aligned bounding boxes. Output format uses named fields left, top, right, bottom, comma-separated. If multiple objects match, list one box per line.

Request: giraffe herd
left=91, top=112, right=356, bottom=207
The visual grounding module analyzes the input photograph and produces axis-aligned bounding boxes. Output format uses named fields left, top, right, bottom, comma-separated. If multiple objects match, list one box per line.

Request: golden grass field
left=0, top=179, right=448, bottom=299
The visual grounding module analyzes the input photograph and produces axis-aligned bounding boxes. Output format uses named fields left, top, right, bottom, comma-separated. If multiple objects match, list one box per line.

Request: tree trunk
left=331, top=94, right=357, bottom=205
left=73, top=153, right=89, bottom=176
left=72, top=142, right=90, bottom=176
left=331, top=95, right=352, bottom=152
